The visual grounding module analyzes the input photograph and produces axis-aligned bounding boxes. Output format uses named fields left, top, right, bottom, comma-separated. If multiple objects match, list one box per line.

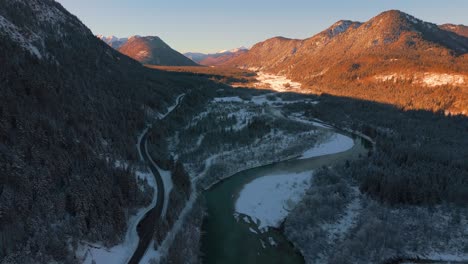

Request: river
left=200, top=131, right=370, bottom=264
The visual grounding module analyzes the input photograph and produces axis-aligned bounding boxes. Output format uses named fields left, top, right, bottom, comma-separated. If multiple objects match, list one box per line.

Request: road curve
left=128, top=94, right=185, bottom=264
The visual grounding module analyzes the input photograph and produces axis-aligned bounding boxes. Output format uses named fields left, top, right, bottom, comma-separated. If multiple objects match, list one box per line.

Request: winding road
left=128, top=94, right=185, bottom=264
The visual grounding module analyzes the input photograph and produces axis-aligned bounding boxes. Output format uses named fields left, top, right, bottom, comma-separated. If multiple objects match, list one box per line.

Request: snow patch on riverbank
left=155, top=165, right=173, bottom=218
left=321, top=195, right=361, bottom=242
left=235, top=171, right=313, bottom=229
left=300, top=133, right=354, bottom=159
left=76, top=94, right=185, bottom=264
left=77, top=169, right=157, bottom=264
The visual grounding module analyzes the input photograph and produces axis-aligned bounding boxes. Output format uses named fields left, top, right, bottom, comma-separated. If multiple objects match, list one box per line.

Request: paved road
left=128, top=94, right=185, bottom=264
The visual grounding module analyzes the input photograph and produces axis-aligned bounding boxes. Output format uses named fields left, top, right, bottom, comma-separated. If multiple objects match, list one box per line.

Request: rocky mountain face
left=0, top=0, right=208, bottom=262
left=113, top=35, right=198, bottom=66
left=224, top=10, right=468, bottom=115
left=184, top=47, right=248, bottom=66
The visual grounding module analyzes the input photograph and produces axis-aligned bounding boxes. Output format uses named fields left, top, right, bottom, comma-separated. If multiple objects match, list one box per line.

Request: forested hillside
left=225, top=10, right=468, bottom=115
left=0, top=0, right=213, bottom=262
left=282, top=95, right=468, bottom=263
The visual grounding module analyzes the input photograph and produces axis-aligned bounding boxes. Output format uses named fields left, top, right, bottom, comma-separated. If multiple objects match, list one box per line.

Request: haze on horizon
left=56, top=0, right=468, bottom=53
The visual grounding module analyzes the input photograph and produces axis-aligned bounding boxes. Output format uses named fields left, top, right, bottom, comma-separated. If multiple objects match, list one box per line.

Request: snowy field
left=300, top=133, right=354, bottom=159
left=254, top=72, right=302, bottom=92
left=235, top=171, right=313, bottom=229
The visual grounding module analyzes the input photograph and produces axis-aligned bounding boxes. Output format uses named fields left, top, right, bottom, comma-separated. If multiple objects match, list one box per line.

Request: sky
left=56, top=0, right=468, bottom=53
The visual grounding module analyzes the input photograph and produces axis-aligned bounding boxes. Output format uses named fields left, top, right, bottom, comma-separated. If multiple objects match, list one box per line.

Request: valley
left=0, top=1, right=467, bottom=264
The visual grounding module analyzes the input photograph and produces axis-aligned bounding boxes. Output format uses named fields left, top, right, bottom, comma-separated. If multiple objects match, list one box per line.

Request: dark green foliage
left=301, top=95, right=468, bottom=206
left=0, top=0, right=215, bottom=262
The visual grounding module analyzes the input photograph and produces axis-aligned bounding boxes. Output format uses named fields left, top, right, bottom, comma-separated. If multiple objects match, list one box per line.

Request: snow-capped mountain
left=97, top=35, right=129, bottom=48
left=98, top=35, right=197, bottom=66
left=184, top=46, right=249, bottom=66
left=216, top=46, right=249, bottom=54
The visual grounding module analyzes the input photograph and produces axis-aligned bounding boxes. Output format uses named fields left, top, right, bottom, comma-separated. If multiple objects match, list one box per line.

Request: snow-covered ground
left=140, top=179, right=199, bottom=264
left=0, top=15, right=42, bottom=59
left=155, top=165, right=173, bottom=218
left=254, top=72, right=302, bottom=92
left=212, top=94, right=317, bottom=107
left=321, top=195, right=361, bottom=242
left=77, top=167, right=157, bottom=264
left=235, top=171, right=313, bottom=229
left=374, top=72, right=467, bottom=87
left=213, top=96, right=244, bottom=103
left=422, top=73, right=465, bottom=87
left=300, top=133, right=354, bottom=159
left=76, top=94, right=185, bottom=264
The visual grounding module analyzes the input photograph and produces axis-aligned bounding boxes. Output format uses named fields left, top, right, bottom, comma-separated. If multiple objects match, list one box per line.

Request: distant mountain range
left=98, top=35, right=197, bottom=66
left=184, top=47, right=249, bottom=66
left=96, top=35, right=129, bottom=49
left=221, top=10, right=468, bottom=115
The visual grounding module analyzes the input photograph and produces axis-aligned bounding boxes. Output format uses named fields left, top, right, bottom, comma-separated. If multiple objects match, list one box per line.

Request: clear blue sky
left=56, top=0, right=468, bottom=53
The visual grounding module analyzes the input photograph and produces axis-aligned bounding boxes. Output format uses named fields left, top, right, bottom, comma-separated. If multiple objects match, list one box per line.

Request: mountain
left=224, top=10, right=468, bottom=115
left=115, top=35, right=198, bottom=66
left=184, top=46, right=249, bottom=66
left=440, top=23, right=468, bottom=38
left=97, top=35, right=129, bottom=48
left=184, top=52, right=208, bottom=62
left=0, top=0, right=212, bottom=262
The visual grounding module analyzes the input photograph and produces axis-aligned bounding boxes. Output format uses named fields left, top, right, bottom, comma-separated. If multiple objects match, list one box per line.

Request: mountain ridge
left=184, top=46, right=249, bottom=66
left=222, top=9, right=468, bottom=115
left=98, top=34, right=198, bottom=66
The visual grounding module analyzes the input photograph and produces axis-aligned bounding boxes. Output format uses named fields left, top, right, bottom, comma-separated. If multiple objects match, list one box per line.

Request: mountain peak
left=326, top=20, right=362, bottom=37
left=371, top=10, right=428, bottom=28
left=118, top=36, right=197, bottom=66
left=216, top=46, right=249, bottom=54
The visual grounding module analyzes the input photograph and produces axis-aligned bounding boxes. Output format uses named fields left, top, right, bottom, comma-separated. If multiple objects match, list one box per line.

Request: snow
left=155, top=165, right=173, bottom=218
left=422, top=73, right=465, bottom=87
left=375, top=73, right=466, bottom=87
left=160, top=94, right=185, bottom=119
left=268, top=237, right=277, bottom=247
left=216, top=46, right=248, bottom=54
left=140, top=186, right=198, bottom=264
left=300, top=133, right=354, bottom=159
left=212, top=95, right=318, bottom=107
left=136, top=171, right=154, bottom=191
left=0, top=15, right=43, bottom=59
left=374, top=73, right=401, bottom=82
left=137, top=50, right=149, bottom=57
left=77, top=94, right=185, bottom=264
left=139, top=240, right=161, bottom=264
left=423, top=253, right=468, bottom=261
left=249, top=227, right=258, bottom=234
left=227, top=108, right=253, bottom=131
left=255, top=72, right=302, bottom=92
left=213, top=96, right=244, bottom=103
left=321, top=196, right=361, bottom=242
left=288, top=114, right=333, bottom=130
left=329, top=20, right=354, bottom=37
left=78, top=167, right=157, bottom=264
left=235, top=171, right=313, bottom=229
